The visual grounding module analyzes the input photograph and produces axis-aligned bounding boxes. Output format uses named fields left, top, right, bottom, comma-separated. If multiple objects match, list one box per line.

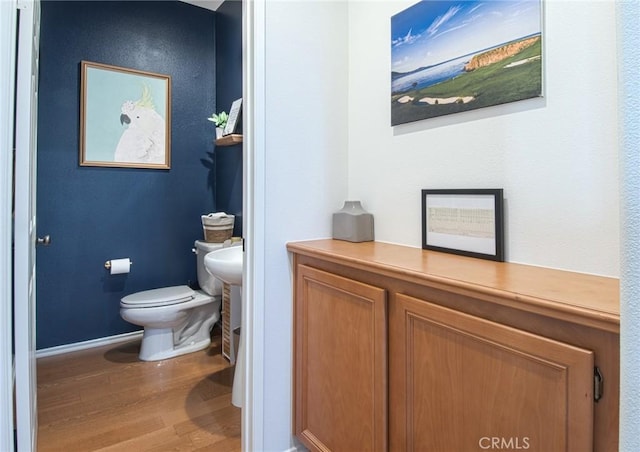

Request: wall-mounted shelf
left=215, top=134, right=243, bottom=146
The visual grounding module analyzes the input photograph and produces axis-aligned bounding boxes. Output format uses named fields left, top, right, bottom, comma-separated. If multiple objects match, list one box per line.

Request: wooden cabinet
left=289, top=240, right=619, bottom=452
left=294, top=265, right=387, bottom=452
left=390, top=293, right=594, bottom=451
left=221, top=283, right=241, bottom=364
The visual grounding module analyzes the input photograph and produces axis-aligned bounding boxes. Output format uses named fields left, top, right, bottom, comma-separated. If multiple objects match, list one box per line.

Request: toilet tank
left=194, top=240, right=224, bottom=296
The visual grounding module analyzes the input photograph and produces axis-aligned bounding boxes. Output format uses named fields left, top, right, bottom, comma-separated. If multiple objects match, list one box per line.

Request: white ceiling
left=182, top=0, right=224, bottom=11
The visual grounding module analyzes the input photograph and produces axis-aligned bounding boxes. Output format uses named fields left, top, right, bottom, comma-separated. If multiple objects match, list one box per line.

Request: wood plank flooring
left=36, top=326, right=241, bottom=451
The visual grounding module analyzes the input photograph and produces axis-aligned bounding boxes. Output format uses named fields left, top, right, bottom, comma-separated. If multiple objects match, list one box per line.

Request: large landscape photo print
left=391, top=0, right=543, bottom=125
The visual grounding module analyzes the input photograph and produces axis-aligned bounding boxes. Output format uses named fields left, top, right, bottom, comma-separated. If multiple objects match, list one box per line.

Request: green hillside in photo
left=391, top=38, right=542, bottom=125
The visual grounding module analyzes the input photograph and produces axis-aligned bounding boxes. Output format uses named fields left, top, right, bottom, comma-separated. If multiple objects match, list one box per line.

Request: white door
left=14, top=1, right=41, bottom=450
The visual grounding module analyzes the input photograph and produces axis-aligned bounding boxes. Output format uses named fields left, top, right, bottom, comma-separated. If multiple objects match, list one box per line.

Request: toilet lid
left=120, top=285, right=196, bottom=308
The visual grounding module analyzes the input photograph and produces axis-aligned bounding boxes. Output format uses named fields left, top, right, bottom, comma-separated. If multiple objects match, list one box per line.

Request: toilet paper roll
left=109, top=258, right=131, bottom=275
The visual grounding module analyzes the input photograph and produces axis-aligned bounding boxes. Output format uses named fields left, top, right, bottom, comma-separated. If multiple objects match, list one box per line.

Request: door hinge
left=594, top=366, right=603, bottom=402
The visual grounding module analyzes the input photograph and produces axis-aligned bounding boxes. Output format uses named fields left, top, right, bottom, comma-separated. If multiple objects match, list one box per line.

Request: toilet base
left=122, top=292, right=222, bottom=362
left=139, top=327, right=212, bottom=361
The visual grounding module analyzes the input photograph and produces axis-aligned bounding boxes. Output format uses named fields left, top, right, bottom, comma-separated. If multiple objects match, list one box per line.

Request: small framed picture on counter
left=421, top=189, right=504, bottom=261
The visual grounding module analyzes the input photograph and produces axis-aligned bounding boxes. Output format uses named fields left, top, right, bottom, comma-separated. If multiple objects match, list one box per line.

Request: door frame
left=1, top=2, right=267, bottom=449
left=242, top=0, right=265, bottom=449
left=13, top=1, right=40, bottom=450
left=0, top=1, right=18, bottom=450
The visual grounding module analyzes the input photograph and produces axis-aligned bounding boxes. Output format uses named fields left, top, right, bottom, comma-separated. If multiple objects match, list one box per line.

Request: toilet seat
left=121, top=285, right=196, bottom=308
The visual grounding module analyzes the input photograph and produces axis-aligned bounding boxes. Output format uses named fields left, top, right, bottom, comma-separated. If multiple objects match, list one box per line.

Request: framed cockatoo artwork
left=80, top=61, right=171, bottom=169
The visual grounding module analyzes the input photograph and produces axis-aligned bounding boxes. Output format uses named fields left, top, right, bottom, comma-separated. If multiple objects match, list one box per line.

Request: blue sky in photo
left=392, top=0, right=541, bottom=74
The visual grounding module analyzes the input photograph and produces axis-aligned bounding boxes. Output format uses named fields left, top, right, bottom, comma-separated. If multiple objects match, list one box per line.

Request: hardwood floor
left=36, top=326, right=241, bottom=451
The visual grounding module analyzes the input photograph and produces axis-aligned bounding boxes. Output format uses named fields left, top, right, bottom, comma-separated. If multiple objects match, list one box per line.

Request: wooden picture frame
left=80, top=61, right=171, bottom=169
left=422, top=189, right=504, bottom=261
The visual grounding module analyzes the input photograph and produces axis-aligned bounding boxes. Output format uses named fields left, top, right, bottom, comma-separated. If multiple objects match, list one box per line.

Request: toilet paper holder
left=104, top=259, right=133, bottom=270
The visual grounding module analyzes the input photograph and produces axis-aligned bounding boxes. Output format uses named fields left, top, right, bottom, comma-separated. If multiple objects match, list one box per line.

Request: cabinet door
left=294, top=265, right=387, bottom=452
left=390, top=293, right=594, bottom=452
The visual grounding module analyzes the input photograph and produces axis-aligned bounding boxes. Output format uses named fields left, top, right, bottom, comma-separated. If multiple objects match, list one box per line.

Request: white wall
left=259, top=1, right=349, bottom=449
left=347, top=0, right=620, bottom=277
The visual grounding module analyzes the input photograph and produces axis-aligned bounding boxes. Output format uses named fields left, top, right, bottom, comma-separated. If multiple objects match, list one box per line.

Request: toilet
left=120, top=240, right=224, bottom=361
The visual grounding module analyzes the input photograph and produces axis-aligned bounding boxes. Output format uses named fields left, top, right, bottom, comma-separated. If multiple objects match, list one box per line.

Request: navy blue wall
left=214, top=0, right=243, bottom=236
left=36, top=1, right=233, bottom=349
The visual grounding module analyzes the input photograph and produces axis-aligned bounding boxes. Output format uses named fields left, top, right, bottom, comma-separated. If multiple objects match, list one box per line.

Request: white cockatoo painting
left=115, top=85, right=166, bottom=164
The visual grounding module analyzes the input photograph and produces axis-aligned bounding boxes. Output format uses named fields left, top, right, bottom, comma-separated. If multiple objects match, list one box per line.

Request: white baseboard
left=286, top=440, right=309, bottom=452
left=36, top=330, right=143, bottom=358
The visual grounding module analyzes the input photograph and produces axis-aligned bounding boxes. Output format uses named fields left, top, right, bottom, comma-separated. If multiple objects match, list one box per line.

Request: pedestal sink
left=204, top=245, right=243, bottom=286
left=204, top=245, right=244, bottom=408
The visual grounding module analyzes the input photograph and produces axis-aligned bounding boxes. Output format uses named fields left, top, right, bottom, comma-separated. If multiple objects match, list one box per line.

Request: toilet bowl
left=120, top=240, right=224, bottom=361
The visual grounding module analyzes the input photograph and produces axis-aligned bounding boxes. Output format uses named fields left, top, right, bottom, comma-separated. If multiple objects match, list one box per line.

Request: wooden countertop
left=287, top=239, right=620, bottom=333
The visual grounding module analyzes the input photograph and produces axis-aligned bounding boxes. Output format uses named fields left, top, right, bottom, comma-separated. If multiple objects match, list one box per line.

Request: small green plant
left=208, top=111, right=228, bottom=128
